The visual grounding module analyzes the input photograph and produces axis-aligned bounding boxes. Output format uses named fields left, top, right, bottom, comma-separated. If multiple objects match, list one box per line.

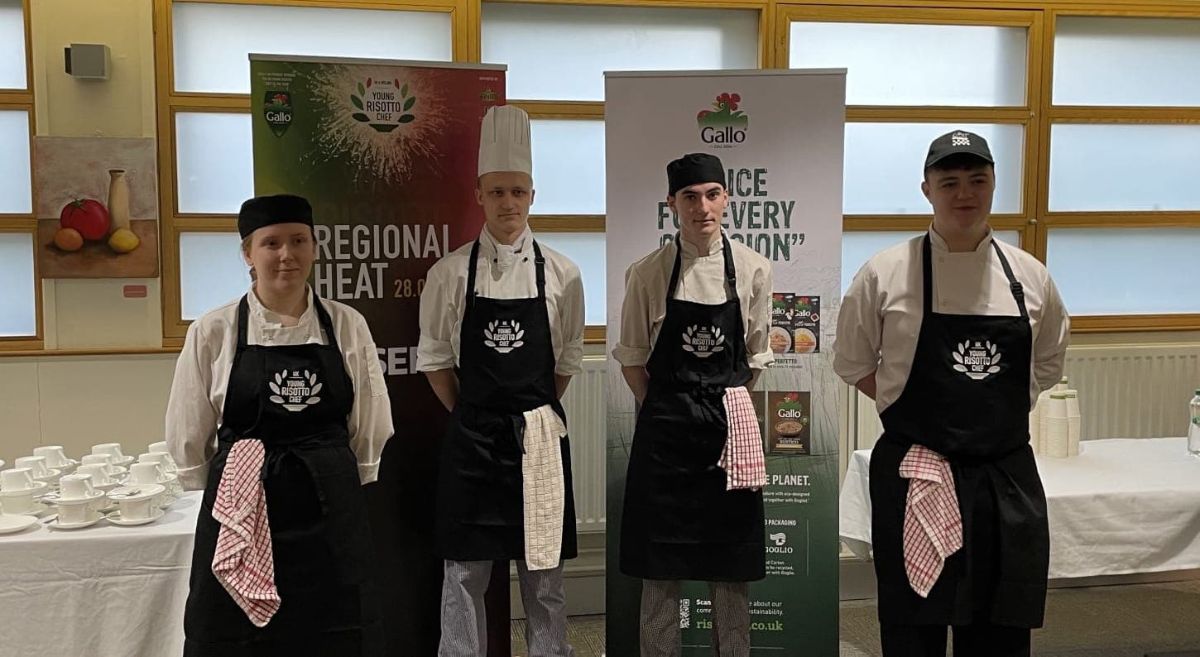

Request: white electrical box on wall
left=64, top=43, right=110, bottom=80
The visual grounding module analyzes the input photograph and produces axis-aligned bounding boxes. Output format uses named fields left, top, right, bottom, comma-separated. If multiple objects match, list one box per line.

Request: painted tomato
left=60, top=199, right=110, bottom=241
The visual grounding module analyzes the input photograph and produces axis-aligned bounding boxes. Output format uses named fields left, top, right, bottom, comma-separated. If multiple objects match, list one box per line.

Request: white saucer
left=33, top=468, right=63, bottom=482
left=48, top=512, right=103, bottom=530
left=0, top=481, right=50, bottom=497
left=50, top=489, right=106, bottom=505
left=0, top=514, right=37, bottom=534
left=105, top=507, right=164, bottom=526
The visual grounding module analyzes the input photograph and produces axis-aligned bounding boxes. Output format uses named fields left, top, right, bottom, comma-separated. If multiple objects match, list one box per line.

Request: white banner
left=604, top=69, right=846, bottom=655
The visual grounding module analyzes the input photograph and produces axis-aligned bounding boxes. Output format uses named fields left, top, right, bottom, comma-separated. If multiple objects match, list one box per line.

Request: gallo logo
left=697, top=92, right=749, bottom=148
left=349, top=77, right=417, bottom=134
left=264, top=91, right=293, bottom=137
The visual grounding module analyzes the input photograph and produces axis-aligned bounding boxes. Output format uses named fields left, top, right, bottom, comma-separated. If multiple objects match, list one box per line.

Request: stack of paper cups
left=1030, top=391, right=1047, bottom=455
left=1036, top=389, right=1055, bottom=455
left=1064, top=390, right=1081, bottom=457
left=1045, top=393, right=1070, bottom=458
left=1055, top=376, right=1069, bottom=392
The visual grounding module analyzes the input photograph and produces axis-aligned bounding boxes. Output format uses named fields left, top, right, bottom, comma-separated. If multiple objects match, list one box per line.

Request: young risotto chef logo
left=682, top=325, right=726, bottom=358
left=698, top=92, right=749, bottom=147
left=484, top=320, right=524, bottom=354
left=349, top=77, right=416, bottom=133
left=952, top=340, right=1003, bottom=381
left=268, top=369, right=323, bottom=412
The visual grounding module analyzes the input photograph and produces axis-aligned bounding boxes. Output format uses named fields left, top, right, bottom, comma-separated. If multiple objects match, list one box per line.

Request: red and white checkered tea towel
left=718, top=386, right=766, bottom=491
left=899, top=444, right=963, bottom=598
left=211, top=439, right=280, bottom=627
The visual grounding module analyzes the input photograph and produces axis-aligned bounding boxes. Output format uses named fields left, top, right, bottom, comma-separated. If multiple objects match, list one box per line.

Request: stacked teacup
left=52, top=474, right=107, bottom=529
left=127, top=461, right=177, bottom=508
left=91, top=443, right=135, bottom=468
left=33, top=446, right=77, bottom=474
left=0, top=469, right=49, bottom=516
left=14, top=456, right=62, bottom=487
left=106, top=482, right=166, bottom=526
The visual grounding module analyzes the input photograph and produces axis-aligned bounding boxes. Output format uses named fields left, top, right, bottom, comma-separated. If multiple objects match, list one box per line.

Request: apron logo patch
left=267, top=369, right=323, bottom=412
left=952, top=340, right=1003, bottom=381
left=483, top=320, right=525, bottom=354
left=682, top=325, right=725, bottom=359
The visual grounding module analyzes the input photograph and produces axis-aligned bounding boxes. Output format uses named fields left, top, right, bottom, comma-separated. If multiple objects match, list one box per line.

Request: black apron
left=435, top=239, right=578, bottom=562
left=620, top=235, right=766, bottom=582
left=184, top=292, right=383, bottom=656
left=871, top=235, right=1049, bottom=628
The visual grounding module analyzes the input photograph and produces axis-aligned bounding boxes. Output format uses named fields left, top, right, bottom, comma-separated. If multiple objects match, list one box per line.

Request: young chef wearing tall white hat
left=615, top=153, right=774, bottom=657
left=418, top=105, right=584, bottom=657
left=166, top=194, right=394, bottom=656
left=834, top=131, right=1070, bottom=657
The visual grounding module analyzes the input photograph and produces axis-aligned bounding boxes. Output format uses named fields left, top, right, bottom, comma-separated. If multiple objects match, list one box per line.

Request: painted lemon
left=107, top=228, right=140, bottom=254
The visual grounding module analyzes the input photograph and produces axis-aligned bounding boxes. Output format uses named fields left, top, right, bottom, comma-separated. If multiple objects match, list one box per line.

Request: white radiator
left=1063, top=344, right=1200, bottom=440
left=561, top=357, right=607, bottom=533
left=848, top=343, right=1200, bottom=450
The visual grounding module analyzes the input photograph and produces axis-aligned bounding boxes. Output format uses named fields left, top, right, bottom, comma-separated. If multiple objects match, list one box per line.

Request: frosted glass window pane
left=483, top=3, right=757, bottom=101
left=1047, top=228, right=1200, bottom=315
left=0, top=0, right=26, bottom=89
left=841, top=230, right=1018, bottom=295
left=0, top=110, right=31, bottom=214
left=1049, top=125, right=1200, bottom=211
left=1054, top=17, right=1200, bottom=106
left=537, top=233, right=604, bottom=326
left=845, top=123, right=1023, bottom=215
left=180, top=232, right=252, bottom=320
left=0, top=233, right=35, bottom=336
left=531, top=120, right=604, bottom=215
left=176, top=112, right=253, bottom=215
left=790, top=22, right=1026, bottom=106
left=172, top=3, right=451, bottom=94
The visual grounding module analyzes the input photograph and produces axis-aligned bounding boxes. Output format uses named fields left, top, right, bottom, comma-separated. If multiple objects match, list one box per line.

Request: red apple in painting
left=60, top=199, right=110, bottom=241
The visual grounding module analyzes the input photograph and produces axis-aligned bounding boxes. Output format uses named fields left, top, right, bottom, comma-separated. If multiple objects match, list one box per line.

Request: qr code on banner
left=679, top=598, right=690, bottom=629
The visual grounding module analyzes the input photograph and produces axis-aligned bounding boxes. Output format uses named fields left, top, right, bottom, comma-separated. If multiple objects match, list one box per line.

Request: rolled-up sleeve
left=165, top=320, right=220, bottom=490
left=833, top=265, right=883, bottom=387
left=346, top=314, right=394, bottom=485
left=417, top=261, right=457, bottom=372
left=613, top=266, right=652, bottom=367
left=746, top=261, right=774, bottom=370
left=555, top=261, right=585, bottom=376
left=1033, top=273, right=1071, bottom=392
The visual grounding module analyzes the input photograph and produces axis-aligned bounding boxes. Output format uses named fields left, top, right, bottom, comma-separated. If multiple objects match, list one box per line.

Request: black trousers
left=880, top=623, right=1031, bottom=657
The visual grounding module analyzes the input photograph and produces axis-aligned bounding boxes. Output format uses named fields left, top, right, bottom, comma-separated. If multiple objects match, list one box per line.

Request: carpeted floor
left=511, top=579, right=1200, bottom=656
left=840, top=579, right=1200, bottom=657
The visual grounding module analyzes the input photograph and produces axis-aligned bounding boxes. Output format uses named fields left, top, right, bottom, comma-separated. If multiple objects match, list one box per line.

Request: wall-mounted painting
left=34, top=137, right=159, bottom=279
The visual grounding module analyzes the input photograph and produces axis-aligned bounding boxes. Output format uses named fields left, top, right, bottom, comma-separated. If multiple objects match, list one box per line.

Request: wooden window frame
left=0, top=0, right=40, bottom=351
left=152, top=0, right=1200, bottom=350
left=154, top=0, right=470, bottom=347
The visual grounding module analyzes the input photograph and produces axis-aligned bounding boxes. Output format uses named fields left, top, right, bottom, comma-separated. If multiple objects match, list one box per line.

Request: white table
left=840, top=438, right=1200, bottom=579
left=0, top=491, right=201, bottom=656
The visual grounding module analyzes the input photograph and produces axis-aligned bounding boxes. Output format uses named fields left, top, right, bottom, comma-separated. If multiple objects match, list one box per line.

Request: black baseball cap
left=924, top=130, right=994, bottom=169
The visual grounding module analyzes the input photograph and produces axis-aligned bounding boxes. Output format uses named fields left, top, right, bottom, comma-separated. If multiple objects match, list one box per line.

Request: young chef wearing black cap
left=615, top=153, right=774, bottom=657
left=166, top=194, right=393, bottom=656
left=834, top=131, right=1070, bottom=657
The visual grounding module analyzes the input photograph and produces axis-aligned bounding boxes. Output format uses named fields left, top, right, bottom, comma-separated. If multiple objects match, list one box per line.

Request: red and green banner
left=250, top=55, right=505, bottom=655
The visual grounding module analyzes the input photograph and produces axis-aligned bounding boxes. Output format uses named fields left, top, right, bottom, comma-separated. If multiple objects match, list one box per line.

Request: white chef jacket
left=833, top=228, right=1070, bottom=414
left=417, top=225, right=585, bottom=376
left=166, top=285, right=394, bottom=490
left=613, top=232, right=774, bottom=370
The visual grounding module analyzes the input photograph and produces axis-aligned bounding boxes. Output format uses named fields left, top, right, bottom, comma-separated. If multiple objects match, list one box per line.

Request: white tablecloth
left=0, top=492, right=201, bottom=656
left=839, top=438, right=1200, bottom=579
